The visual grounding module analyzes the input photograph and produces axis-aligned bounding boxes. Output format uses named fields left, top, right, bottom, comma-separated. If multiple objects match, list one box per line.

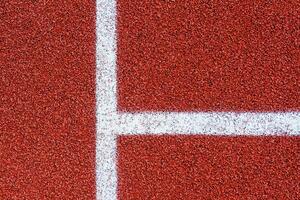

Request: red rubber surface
left=1, top=1, right=299, bottom=200
left=0, top=1, right=96, bottom=199
left=118, top=135, right=300, bottom=200
left=117, top=0, right=300, bottom=112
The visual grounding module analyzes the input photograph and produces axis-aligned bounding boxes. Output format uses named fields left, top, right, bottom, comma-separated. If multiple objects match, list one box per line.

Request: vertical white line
left=96, top=0, right=118, bottom=200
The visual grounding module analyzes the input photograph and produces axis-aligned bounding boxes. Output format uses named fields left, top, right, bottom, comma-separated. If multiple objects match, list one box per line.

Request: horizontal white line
left=99, top=112, right=300, bottom=135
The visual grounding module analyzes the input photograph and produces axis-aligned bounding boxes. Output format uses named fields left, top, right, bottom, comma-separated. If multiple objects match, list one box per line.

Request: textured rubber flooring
left=1, top=1, right=96, bottom=199
left=1, top=0, right=299, bottom=200
left=118, top=135, right=300, bottom=200
left=116, top=0, right=300, bottom=199
left=117, top=0, right=300, bottom=112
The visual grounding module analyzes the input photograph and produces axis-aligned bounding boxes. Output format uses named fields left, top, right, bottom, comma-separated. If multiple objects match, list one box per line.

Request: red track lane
left=117, top=0, right=300, bottom=112
left=118, top=135, right=300, bottom=200
left=1, top=1, right=300, bottom=200
left=0, top=1, right=96, bottom=199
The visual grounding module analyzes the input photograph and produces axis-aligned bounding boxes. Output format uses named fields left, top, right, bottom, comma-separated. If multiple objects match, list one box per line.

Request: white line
left=95, top=132, right=117, bottom=200
left=96, top=0, right=300, bottom=199
left=96, top=0, right=117, bottom=199
left=116, top=112, right=300, bottom=135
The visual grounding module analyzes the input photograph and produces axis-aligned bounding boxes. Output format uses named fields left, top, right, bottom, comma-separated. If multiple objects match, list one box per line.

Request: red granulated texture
left=118, top=135, right=300, bottom=200
left=0, top=1, right=96, bottom=199
left=117, top=0, right=300, bottom=112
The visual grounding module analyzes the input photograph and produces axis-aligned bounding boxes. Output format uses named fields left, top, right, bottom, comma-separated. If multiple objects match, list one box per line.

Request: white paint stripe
left=95, top=133, right=117, bottom=200
left=96, top=0, right=300, bottom=199
left=116, top=112, right=300, bottom=135
left=96, top=0, right=117, bottom=199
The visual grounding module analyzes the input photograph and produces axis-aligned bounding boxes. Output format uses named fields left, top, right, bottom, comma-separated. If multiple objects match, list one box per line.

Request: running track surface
left=1, top=0, right=300, bottom=200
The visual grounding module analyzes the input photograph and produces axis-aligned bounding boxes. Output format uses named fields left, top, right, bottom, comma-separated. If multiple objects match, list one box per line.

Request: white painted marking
left=96, top=0, right=300, bottom=199
left=96, top=0, right=117, bottom=199
left=116, top=112, right=300, bottom=135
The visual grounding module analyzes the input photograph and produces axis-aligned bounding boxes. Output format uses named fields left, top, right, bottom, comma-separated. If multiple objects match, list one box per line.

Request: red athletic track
left=117, top=0, right=300, bottom=199
left=117, top=0, right=300, bottom=112
left=118, top=135, right=300, bottom=200
left=1, top=1, right=96, bottom=199
left=1, top=1, right=300, bottom=200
